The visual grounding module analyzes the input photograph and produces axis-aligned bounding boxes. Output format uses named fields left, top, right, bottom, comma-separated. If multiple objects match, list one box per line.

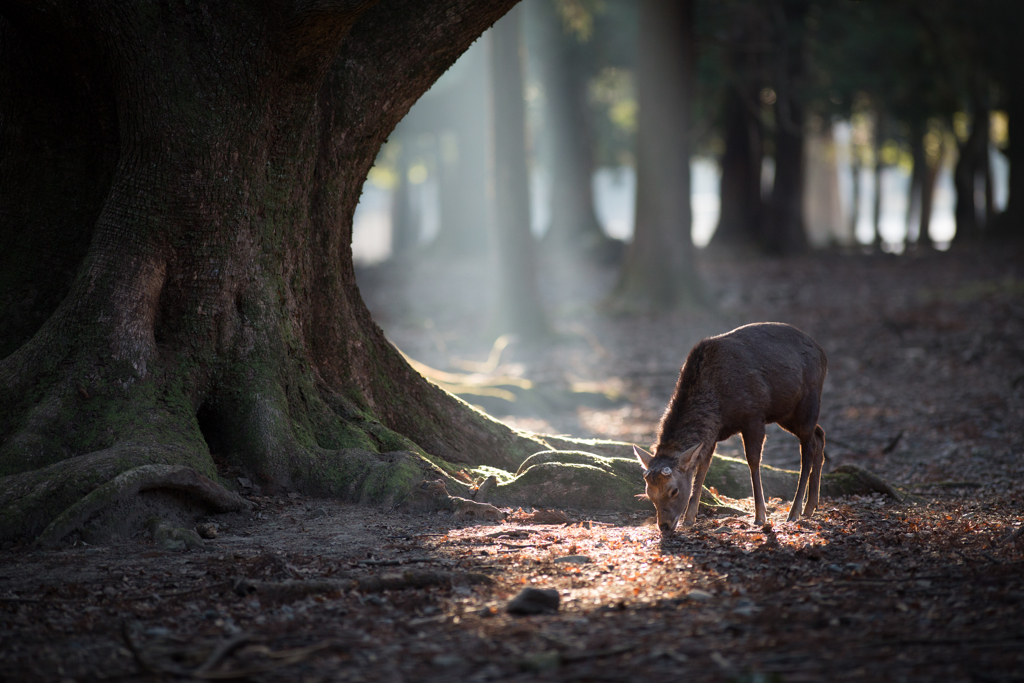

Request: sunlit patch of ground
left=2, top=493, right=1022, bottom=681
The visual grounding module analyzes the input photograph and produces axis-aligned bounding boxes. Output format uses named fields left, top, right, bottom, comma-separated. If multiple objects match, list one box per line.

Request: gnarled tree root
left=36, top=464, right=251, bottom=547
left=466, top=445, right=907, bottom=515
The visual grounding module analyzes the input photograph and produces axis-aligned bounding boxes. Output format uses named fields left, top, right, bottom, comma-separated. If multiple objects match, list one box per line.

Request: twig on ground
left=356, top=557, right=434, bottom=566
left=882, top=431, right=904, bottom=454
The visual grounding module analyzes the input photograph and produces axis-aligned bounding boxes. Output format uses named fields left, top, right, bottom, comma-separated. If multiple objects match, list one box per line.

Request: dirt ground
left=2, top=243, right=1023, bottom=682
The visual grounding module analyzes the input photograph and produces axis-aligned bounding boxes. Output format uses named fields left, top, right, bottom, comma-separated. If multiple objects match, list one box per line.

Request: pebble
left=506, top=587, right=560, bottom=615
left=553, top=555, right=592, bottom=564
left=686, top=589, right=714, bottom=602
left=195, top=523, right=218, bottom=539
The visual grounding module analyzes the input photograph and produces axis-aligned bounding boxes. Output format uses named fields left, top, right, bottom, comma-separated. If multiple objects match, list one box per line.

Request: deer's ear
left=676, top=443, right=703, bottom=470
left=633, top=445, right=654, bottom=469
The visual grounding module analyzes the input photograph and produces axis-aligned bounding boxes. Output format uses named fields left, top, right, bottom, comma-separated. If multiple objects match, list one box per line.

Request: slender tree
left=609, top=0, right=700, bottom=310
left=488, top=6, right=551, bottom=338
left=531, top=0, right=612, bottom=260
left=430, top=41, right=492, bottom=258
left=763, top=0, right=809, bottom=256
left=709, top=4, right=766, bottom=250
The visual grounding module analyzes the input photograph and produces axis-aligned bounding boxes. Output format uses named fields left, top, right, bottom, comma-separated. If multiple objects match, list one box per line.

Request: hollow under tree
left=0, top=0, right=900, bottom=547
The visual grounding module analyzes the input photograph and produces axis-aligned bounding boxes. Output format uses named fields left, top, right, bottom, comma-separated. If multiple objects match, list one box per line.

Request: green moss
left=470, top=465, right=517, bottom=485
left=317, top=448, right=423, bottom=505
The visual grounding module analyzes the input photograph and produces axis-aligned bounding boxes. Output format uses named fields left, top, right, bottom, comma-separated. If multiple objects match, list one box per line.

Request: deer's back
left=659, top=323, right=827, bottom=443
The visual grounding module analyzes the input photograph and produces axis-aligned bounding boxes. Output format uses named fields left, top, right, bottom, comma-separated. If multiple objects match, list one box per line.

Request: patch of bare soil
left=3, top=244, right=1023, bottom=682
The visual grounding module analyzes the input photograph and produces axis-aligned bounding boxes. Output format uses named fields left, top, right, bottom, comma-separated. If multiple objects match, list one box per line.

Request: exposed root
left=36, top=464, right=251, bottom=547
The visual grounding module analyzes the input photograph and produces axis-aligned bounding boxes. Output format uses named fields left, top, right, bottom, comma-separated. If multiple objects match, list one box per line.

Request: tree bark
left=487, top=6, right=551, bottom=339
left=0, top=0, right=577, bottom=545
left=608, top=0, right=700, bottom=311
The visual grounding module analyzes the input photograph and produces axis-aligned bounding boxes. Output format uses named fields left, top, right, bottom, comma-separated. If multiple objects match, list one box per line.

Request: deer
left=634, top=322, right=828, bottom=534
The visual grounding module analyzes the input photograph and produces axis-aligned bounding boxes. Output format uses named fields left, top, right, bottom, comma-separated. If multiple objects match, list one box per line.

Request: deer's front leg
left=741, top=425, right=768, bottom=526
left=682, top=448, right=713, bottom=526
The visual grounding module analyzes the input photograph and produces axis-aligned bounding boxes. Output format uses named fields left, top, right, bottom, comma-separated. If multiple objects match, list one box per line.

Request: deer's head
left=634, top=444, right=702, bottom=534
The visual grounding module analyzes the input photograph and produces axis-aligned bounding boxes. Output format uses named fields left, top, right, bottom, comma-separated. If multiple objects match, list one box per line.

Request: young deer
left=635, top=323, right=827, bottom=533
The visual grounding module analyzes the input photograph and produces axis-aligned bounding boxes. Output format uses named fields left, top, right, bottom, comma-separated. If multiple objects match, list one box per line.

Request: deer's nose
left=659, top=522, right=675, bottom=535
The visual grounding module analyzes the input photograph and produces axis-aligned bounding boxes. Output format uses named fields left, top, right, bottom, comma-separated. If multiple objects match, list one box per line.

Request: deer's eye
left=669, top=488, right=679, bottom=498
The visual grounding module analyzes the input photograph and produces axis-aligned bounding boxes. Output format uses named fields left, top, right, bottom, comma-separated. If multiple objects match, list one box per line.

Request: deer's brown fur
left=635, top=323, right=828, bottom=532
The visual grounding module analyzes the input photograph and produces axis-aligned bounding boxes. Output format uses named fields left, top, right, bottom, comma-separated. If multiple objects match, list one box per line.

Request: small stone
left=195, top=523, right=218, bottom=539
left=506, top=587, right=560, bottom=615
left=102, top=586, right=118, bottom=598
left=237, top=477, right=253, bottom=489
left=553, top=555, right=592, bottom=564
left=308, top=507, right=329, bottom=519
left=712, top=526, right=732, bottom=534
left=686, top=589, right=714, bottom=602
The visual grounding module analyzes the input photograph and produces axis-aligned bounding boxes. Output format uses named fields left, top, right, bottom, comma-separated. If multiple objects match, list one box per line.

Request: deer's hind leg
left=783, top=397, right=825, bottom=522
left=802, top=425, right=826, bottom=517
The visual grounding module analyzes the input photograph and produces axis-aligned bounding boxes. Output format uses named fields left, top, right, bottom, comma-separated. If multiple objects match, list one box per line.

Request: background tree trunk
left=430, top=42, right=492, bottom=258
left=389, top=123, right=417, bottom=259
left=905, top=122, right=925, bottom=244
left=710, top=7, right=765, bottom=251
left=763, top=0, right=809, bottom=256
left=711, top=86, right=764, bottom=249
left=872, top=110, right=885, bottom=250
left=609, top=0, right=700, bottom=310
left=487, top=7, right=551, bottom=340
left=531, top=0, right=612, bottom=261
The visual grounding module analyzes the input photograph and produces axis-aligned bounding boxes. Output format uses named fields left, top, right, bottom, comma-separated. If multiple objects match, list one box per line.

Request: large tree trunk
left=608, top=0, right=700, bottom=310
left=0, top=0, right=568, bottom=546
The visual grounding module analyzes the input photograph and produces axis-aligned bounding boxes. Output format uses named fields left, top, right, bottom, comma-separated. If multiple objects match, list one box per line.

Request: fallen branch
left=232, top=570, right=493, bottom=601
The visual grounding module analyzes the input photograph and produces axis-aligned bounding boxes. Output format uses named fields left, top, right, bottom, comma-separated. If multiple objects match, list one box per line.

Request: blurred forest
left=351, top=0, right=1024, bottom=499
left=354, top=0, right=1021, bottom=291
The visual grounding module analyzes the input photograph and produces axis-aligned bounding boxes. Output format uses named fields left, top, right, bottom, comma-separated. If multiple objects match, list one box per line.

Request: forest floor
left=2, top=243, right=1024, bottom=682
